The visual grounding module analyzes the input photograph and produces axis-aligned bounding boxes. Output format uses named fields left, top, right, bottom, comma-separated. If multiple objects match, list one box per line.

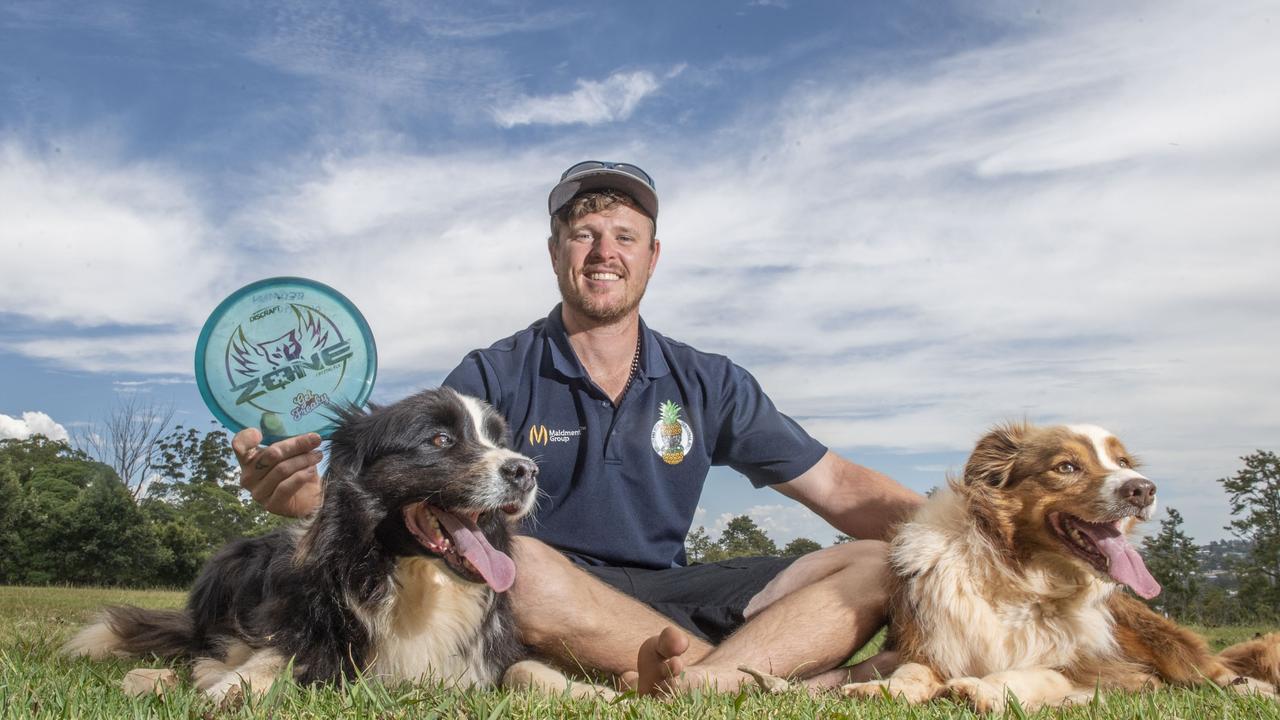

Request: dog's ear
left=322, top=403, right=372, bottom=486
left=964, top=421, right=1030, bottom=488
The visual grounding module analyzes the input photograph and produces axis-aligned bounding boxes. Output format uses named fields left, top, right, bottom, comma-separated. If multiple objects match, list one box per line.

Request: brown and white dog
left=840, top=422, right=1280, bottom=712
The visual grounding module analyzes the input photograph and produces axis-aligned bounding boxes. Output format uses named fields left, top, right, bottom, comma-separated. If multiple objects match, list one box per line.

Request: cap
left=548, top=161, right=658, bottom=221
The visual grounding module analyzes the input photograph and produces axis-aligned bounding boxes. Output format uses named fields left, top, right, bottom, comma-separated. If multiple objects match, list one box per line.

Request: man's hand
left=233, top=428, right=324, bottom=518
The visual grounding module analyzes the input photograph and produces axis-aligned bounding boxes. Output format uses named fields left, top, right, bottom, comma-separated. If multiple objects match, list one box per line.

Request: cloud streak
left=493, top=70, right=666, bottom=127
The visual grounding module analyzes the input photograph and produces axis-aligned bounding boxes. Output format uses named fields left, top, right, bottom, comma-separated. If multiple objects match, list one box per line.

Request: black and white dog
left=65, top=388, right=596, bottom=700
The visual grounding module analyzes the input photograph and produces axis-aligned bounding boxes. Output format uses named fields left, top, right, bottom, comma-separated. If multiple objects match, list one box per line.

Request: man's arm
left=772, top=451, right=924, bottom=541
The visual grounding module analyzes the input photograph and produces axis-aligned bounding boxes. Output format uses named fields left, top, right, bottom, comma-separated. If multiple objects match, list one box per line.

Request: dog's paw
left=1227, top=676, right=1276, bottom=698
left=842, top=678, right=937, bottom=704
left=203, top=677, right=246, bottom=710
left=737, top=665, right=790, bottom=693
left=945, top=677, right=1006, bottom=714
left=841, top=679, right=889, bottom=699
left=121, top=668, right=179, bottom=697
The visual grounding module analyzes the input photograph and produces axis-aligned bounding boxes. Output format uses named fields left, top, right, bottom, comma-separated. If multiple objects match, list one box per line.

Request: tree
left=150, top=423, right=237, bottom=487
left=0, top=462, right=24, bottom=581
left=55, top=473, right=163, bottom=586
left=0, top=435, right=162, bottom=585
left=1141, top=507, right=1200, bottom=619
left=143, top=423, right=278, bottom=572
left=75, top=395, right=174, bottom=499
left=833, top=534, right=855, bottom=545
left=783, top=537, right=822, bottom=557
left=717, top=515, right=778, bottom=559
left=685, top=526, right=719, bottom=564
left=1219, top=450, right=1280, bottom=619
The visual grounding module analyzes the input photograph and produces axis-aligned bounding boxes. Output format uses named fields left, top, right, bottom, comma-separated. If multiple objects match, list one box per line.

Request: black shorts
left=579, top=556, right=797, bottom=644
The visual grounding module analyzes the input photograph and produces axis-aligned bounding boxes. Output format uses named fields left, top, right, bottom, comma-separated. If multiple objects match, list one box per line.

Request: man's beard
left=557, top=272, right=646, bottom=324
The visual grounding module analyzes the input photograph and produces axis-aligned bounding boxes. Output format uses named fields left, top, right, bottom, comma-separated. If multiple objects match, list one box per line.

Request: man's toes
left=657, top=627, right=689, bottom=662
left=620, top=670, right=639, bottom=691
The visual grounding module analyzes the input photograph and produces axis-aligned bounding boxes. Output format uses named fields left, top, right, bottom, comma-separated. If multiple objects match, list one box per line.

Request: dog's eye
left=1117, top=457, right=1131, bottom=469
left=1055, top=462, right=1078, bottom=474
left=431, top=433, right=454, bottom=448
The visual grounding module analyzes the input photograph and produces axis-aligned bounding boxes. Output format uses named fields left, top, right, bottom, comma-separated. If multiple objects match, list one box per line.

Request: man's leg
left=634, top=539, right=890, bottom=694
left=508, top=537, right=715, bottom=675
left=743, top=541, right=872, bottom=618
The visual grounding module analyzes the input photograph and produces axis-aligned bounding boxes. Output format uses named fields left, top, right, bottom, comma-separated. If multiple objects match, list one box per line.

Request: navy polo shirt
left=442, top=304, right=827, bottom=570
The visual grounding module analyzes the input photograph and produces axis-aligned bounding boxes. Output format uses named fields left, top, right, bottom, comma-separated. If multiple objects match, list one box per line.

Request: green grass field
left=1, top=585, right=1278, bottom=719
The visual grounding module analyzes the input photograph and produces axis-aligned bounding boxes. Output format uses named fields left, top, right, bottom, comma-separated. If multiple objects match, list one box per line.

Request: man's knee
left=836, top=539, right=892, bottom=602
left=508, top=537, right=605, bottom=647
left=746, top=539, right=892, bottom=619
left=510, top=536, right=574, bottom=606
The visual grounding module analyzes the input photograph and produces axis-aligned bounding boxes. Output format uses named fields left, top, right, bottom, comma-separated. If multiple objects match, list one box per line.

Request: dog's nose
left=1119, top=477, right=1156, bottom=509
left=501, top=458, right=538, bottom=493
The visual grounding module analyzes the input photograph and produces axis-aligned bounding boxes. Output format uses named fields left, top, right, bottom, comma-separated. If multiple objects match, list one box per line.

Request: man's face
left=549, top=203, right=660, bottom=324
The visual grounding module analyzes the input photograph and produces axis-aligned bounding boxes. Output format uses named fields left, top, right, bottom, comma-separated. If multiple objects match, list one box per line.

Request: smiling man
left=235, top=161, right=922, bottom=694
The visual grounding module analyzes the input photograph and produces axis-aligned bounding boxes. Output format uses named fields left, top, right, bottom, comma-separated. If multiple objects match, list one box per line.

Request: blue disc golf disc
left=195, top=277, right=377, bottom=444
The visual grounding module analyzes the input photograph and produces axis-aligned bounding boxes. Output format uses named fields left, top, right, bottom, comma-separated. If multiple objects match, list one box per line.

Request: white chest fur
left=894, top=489, right=1118, bottom=678
left=350, top=557, right=497, bottom=687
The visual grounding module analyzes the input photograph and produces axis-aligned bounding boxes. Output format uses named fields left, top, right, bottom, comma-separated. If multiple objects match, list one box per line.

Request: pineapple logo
left=650, top=400, right=693, bottom=465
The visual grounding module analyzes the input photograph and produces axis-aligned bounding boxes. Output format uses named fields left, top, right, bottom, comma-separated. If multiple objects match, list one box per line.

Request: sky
left=2, top=0, right=1278, bottom=547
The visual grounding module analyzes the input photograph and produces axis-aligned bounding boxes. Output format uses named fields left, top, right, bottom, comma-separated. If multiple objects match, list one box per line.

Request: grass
left=2, top=585, right=1278, bottom=719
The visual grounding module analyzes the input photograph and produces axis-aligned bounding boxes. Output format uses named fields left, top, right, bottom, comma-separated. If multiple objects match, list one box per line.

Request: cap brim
left=548, top=169, right=659, bottom=220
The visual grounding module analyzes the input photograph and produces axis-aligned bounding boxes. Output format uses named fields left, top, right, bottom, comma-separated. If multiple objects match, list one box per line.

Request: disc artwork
left=195, top=277, right=377, bottom=444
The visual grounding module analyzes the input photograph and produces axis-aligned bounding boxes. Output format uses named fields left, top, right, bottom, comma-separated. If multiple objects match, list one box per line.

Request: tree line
left=0, top=425, right=279, bottom=588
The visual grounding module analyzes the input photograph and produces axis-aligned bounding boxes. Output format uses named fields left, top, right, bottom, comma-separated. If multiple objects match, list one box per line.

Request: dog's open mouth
left=1047, top=511, right=1161, bottom=599
left=402, top=501, right=516, bottom=593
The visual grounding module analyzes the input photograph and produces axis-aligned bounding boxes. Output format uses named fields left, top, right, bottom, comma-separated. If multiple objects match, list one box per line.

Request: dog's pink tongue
left=435, top=511, right=516, bottom=593
left=1081, top=522, right=1162, bottom=599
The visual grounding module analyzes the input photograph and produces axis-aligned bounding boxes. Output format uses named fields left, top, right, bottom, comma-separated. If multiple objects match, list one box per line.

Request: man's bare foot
left=630, top=626, right=690, bottom=695
left=626, top=625, right=763, bottom=696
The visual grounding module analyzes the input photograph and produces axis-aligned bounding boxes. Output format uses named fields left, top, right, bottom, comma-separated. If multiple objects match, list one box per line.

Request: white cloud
left=493, top=70, right=664, bottom=127
left=0, top=411, right=69, bottom=442
left=711, top=502, right=835, bottom=546
left=13, top=332, right=194, bottom=375
left=0, top=142, right=230, bottom=328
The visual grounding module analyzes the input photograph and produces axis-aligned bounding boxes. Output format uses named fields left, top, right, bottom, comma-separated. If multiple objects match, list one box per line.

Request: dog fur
left=63, top=387, right=607, bottom=701
left=840, top=422, right=1280, bottom=711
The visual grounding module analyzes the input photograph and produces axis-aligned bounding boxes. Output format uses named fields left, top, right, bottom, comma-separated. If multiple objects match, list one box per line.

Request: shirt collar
left=543, top=303, right=671, bottom=381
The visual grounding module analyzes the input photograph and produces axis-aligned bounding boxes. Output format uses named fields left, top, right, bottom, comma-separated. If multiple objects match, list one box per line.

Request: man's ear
left=648, top=237, right=661, bottom=277
left=963, top=421, right=1029, bottom=488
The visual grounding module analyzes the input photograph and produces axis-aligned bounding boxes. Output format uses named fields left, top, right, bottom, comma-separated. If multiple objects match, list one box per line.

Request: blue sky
left=2, top=0, right=1278, bottom=546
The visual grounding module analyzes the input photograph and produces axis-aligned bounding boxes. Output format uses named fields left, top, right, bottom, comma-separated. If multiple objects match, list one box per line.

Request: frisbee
left=195, top=277, right=377, bottom=444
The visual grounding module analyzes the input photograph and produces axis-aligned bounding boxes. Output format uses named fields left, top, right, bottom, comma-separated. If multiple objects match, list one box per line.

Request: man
left=235, top=160, right=923, bottom=693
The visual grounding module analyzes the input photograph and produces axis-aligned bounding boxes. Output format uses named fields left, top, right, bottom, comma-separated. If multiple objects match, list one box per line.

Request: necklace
left=617, top=334, right=642, bottom=403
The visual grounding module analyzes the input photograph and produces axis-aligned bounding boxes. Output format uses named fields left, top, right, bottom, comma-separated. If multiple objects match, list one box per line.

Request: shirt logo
left=651, top=400, right=693, bottom=465
left=529, top=424, right=549, bottom=445
left=528, top=424, right=582, bottom=446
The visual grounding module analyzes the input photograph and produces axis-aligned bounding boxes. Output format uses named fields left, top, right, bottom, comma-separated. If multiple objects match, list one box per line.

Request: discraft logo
left=224, top=303, right=353, bottom=420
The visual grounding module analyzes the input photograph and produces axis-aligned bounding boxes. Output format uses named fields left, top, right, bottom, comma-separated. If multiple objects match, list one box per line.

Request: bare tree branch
left=74, top=395, right=175, bottom=499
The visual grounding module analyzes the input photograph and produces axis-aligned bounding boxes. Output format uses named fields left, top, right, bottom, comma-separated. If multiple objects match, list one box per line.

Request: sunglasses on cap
left=559, top=161, right=656, bottom=189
